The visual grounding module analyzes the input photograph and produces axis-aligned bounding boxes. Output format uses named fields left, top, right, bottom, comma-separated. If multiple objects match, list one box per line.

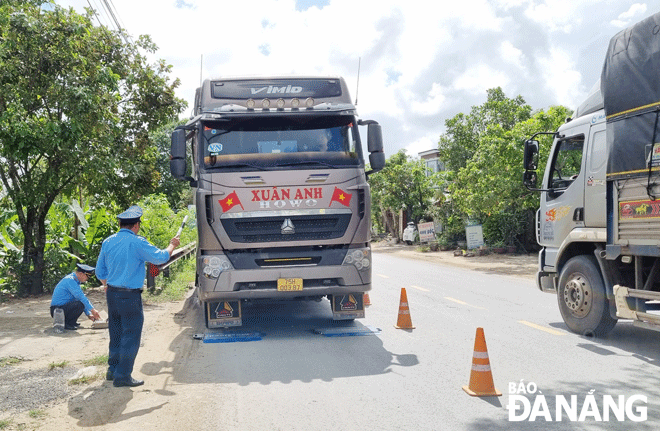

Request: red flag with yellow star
left=330, top=187, right=352, bottom=207
left=219, top=191, right=244, bottom=212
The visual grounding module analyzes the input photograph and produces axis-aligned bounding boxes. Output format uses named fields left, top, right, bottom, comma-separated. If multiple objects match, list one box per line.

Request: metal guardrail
left=146, top=242, right=197, bottom=290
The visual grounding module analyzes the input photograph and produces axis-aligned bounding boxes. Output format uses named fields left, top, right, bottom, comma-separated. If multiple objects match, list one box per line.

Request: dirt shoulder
left=0, top=287, right=193, bottom=430
left=0, top=244, right=537, bottom=429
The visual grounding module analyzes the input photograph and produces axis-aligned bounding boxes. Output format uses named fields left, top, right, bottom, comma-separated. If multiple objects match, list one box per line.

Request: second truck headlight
left=201, top=255, right=233, bottom=279
left=342, top=248, right=370, bottom=271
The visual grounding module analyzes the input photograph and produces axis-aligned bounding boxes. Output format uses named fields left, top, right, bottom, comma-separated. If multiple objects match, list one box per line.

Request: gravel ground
left=0, top=364, right=78, bottom=414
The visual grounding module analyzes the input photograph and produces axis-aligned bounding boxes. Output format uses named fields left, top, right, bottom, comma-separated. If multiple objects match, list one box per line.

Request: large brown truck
left=171, top=76, right=385, bottom=328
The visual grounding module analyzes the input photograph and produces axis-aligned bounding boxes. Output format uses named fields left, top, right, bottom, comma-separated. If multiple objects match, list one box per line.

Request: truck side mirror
left=523, top=171, right=538, bottom=189
left=367, top=123, right=383, bottom=153
left=524, top=139, right=539, bottom=170
left=365, top=122, right=385, bottom=174
left=369, top=152, right=386, bottom=172
left=170, top=129, right=187, bottom=180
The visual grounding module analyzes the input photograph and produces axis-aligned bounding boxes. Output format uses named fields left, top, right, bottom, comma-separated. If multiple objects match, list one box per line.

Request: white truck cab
left=522, top=11, right=660, bottom=336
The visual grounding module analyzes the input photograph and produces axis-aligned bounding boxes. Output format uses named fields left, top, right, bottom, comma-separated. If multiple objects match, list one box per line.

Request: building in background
left=418, top=149, right=444, bottom=176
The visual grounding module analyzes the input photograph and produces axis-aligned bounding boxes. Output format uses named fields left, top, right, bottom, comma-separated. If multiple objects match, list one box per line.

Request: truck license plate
left=277, top=278, right=303, bottom=291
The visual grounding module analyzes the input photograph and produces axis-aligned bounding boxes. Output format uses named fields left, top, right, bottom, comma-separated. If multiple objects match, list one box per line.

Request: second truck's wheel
left=557, top=255, right=617, bottom=337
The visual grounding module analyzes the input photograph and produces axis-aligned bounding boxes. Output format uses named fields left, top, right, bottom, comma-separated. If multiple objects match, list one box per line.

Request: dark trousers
left=106, top=288, right=144, bottom=381
left=50, top=301, right=84, bottom=327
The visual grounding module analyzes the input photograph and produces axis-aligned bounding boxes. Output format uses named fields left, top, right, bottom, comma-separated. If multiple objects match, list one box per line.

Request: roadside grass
left=82, top=354, right=108, bottom=367
left=0, top=356, right=22, bottom=367
left=28, top=410, right=46, bottom=419
left=68, top=371, right=104, bottom=386
left=48, top=360, right=68, bottom=370
left=0, top=419, right=11, bottom=429
left=144, top=257, right=194, bottom=303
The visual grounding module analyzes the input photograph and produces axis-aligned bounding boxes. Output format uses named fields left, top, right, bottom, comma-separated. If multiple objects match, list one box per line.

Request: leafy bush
left=0, top=193, right=197, bottom=296
left=138, top=194, right=196, bottom=248
left=39, top=201, right=118, bottom=292
left=482, top=210, right=529, bottom=247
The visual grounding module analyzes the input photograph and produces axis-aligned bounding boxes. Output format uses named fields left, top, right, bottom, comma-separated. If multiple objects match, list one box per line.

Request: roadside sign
left=466, top=225, right=484, bottom=249
left=418, top=222, right=435, bottom=243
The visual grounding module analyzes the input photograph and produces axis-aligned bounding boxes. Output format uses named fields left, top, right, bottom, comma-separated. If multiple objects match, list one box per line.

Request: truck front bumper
left=537, top=271, right=557, bottom=293
left=197, top=264, right=371, bottom=302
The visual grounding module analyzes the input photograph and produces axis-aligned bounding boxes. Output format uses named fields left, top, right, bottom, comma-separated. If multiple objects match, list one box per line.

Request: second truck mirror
left=170, top=129, right=187, bottom=180
left=523, top=171, right=538, bottom=189
left=369, top=152, right=386, bottom=172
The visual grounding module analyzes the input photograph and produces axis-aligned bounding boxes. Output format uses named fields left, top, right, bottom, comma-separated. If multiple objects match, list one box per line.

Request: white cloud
left=538, top=47, right=583, bottom=108
left=405, top=136, right=438, bottom=159
left=611, top=3, right=648, bottom=27
left=53, top=0, right=654, bottom=158
left=500, top=41, right=525, bottom=69
left=410, top=83, right=447, bottom=116
left=524, top=0, right=601, bottom=33
left=453, top=64, right=510, bottom=95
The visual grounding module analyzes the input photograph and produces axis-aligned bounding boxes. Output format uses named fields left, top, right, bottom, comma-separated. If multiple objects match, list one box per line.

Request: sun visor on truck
left=602, top=12, right=660, bottom=179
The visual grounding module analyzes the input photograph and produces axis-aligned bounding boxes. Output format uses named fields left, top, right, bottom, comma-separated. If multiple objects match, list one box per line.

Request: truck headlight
left=342, top=248, right=370, bottom=271
left=201, top=255, right=233, bottom=279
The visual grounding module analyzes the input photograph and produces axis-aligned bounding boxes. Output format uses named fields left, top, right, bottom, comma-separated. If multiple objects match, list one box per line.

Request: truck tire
left=557, top=255, right=617, bottom=337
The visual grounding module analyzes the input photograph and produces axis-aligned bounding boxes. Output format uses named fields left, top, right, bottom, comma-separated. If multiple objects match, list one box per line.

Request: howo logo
left=250, top=85, right=303, bottom=95
left=281, top=218, right=295, bottom=235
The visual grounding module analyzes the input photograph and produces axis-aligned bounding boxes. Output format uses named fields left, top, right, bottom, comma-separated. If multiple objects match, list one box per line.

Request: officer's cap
left=117, top=205, right=143, bottom=224
left=76, top=263, right=95, bottom=274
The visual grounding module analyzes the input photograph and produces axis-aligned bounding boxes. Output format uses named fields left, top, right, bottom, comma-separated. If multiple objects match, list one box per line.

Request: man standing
left=96, top=205, right=180, bottom=388
left=50, top=263, right=102, bottom=330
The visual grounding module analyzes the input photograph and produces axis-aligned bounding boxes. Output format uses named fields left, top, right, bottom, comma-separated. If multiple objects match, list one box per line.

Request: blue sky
left=56, top=0, right=656, bottom=158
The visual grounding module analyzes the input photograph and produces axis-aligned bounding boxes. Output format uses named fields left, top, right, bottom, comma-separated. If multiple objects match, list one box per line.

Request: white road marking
left=444, top=296, right=486, bottom=309
left=519, top=320, right=566, bottom=336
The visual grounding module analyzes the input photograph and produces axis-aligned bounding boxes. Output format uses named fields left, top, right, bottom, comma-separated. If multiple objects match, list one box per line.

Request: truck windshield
left=201, top=116, right=362, bottom=171
left=550, top=136, right=584, bottom=190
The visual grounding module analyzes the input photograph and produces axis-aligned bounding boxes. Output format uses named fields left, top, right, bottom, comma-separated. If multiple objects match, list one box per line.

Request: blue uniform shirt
left=96, top=229, right=170, bottom=289
left=51, top=272, right=94, bottom=314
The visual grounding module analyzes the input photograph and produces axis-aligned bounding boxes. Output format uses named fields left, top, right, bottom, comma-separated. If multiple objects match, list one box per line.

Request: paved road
left=48, top=251, right=660, bottom=430
left=140, top=251, right=660, bottom=431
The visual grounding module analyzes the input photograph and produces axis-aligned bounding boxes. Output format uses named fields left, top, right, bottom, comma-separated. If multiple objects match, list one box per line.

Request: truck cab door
left=540, top=131, right=587, bottom=270
left=583, top=121, right=607, bottom=227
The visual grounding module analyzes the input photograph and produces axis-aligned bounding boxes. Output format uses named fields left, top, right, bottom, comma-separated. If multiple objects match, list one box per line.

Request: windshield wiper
left=274, top=161, right=339, bottom=169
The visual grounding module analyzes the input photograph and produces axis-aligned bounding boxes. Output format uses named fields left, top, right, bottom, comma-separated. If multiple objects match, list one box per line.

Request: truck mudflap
left=331, top=293, right=365, bottom=320
left=207, top=300, right=242, bottom=328
left=613, top=285, right=660, bottom=331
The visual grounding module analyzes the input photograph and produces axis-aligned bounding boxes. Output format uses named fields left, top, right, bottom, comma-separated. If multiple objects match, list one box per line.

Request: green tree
left=436, top=88, right=571, bottom=248
left=152, top=119, right=193, bottom=210
left=450, top=105, right=571, bottom=219
left=438, top=87, right=531, bottom=172
left=0, top=1, right=186, bottom=295
left=370, top=150, right=440, bottom=236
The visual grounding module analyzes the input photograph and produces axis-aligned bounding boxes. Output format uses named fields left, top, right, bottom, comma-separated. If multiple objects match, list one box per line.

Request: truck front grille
left=221, top=214, right=351, bottom=243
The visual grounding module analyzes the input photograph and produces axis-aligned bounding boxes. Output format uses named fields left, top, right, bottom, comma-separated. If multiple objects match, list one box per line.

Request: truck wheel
left=557, top=255, right=617, bottom=336
left=406, top=240, right=412, bottom=245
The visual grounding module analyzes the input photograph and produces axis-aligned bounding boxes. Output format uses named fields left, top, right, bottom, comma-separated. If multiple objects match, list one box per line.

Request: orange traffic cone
left=363, top=292, right=371, bottom=306
left=462, top=327, right=502, bottom=397
left=394, top=288, right=415, bottom=329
